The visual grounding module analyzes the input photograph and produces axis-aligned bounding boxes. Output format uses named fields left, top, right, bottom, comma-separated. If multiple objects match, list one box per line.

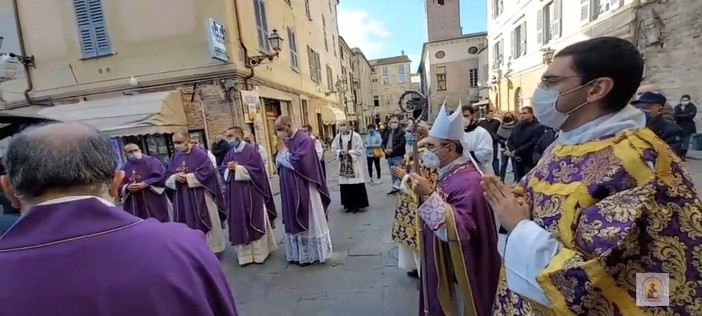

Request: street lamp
left=246, top=29, right=284, bottom=67
left=541, top=48, right=555, bottom=65
left=0, top=36, right=35, bottom=68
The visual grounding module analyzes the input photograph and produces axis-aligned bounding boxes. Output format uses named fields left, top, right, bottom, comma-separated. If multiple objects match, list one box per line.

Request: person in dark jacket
left=674, top=94, right=697, bottom=160
left=507, top=106, right=544, bottom=181
left=478, top=109, right=501, bottom=174
left=496, top=112, right=517, bottom=182
left=210, top=135, right=231, bottom=166
left=532, top=127, right=558, bottom=163
left=633, top=92, right=685, bottom=155
left=381, top=115, right=406, bottom=195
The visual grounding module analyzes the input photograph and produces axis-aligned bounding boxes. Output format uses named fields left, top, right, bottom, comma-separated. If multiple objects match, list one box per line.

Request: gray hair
left=3, top=122, right=117, bottom=199
left=416, top=121, right=429, bottom=132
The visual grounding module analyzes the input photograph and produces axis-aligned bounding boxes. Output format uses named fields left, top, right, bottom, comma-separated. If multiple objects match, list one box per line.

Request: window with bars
left=436, top=66, right=447, bottom=91
left=72, top=0, right=113, bottom=58
left=469, top=68, right=478, bottom=87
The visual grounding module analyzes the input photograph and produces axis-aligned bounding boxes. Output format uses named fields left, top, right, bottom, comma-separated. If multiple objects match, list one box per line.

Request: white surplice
left=276, top=147, right=333, bottom=264
left=331, top=131, right=367, bottom=185
left=165, top=174, right=226, bottom=254
left=222, top=144, right=278, bottom=265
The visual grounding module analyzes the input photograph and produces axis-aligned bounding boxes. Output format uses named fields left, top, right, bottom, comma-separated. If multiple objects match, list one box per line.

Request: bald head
left=172, top=130, right=192, bottom=152
left=2, top=122, right=117, bottom=202
left=274, top=115, right=295, bottom=139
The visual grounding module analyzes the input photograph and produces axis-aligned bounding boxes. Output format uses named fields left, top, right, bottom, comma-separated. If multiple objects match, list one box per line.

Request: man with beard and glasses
left=485, top=36, right=702, bottom=315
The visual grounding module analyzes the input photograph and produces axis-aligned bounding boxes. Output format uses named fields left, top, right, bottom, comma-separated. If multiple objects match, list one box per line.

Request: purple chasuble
left=419, top=162, right=501, bottom=316
left=280, top=130, right=331, bottom=234
left=220, top=143, right=277, bottom=246
left=166, top=146, right=226, bottom=233
left=0, top=197, right=237, bottom=316
left=119, top=155, right=171, bottom=222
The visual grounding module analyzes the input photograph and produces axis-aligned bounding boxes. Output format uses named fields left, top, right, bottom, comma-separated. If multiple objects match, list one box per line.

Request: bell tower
left=425, top=0, right=462, bottom=41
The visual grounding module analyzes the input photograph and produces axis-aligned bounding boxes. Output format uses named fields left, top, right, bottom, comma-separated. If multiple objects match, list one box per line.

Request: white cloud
left=337, top=9, right=391, bottom=58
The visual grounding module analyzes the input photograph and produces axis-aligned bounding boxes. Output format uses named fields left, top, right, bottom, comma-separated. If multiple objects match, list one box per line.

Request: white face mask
left=390, top=123, right=398, bottom=129
left=422, top=150, right=441, bottom=169
left=276, top=131, right=287, bottom=139
left=681, top=100, right=690, bottom=106
left=339, top=126, right=347, bottom=133
left=174, top=144, right=186, bottom=152
left=462, top=117, right=472, bottom=127
left=532, top=85, right=590, bottom=129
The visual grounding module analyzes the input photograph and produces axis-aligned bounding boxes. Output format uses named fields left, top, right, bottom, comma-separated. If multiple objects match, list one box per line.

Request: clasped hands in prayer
left=481, top=176, right=529, bottom=232
left=127, top=182, right=148, bottom=192
left=227, top=161, right=239, bottom=170
left=407, top=173, right=529, bottom=233
left=175, top=173, right=188, bottom=183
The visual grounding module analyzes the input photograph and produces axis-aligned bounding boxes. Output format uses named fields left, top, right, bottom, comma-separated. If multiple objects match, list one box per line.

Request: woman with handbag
left=332, top=121, right=370, bottom=213
left=364, top=124, right=384, bottom=184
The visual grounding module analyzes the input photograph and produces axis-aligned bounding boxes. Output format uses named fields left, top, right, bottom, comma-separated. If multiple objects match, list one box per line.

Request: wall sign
left=208, top=19, right=229, bottom=62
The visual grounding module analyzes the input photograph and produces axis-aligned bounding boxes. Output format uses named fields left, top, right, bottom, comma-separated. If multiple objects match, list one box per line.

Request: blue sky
left=337, top=0, right=487, bottom=71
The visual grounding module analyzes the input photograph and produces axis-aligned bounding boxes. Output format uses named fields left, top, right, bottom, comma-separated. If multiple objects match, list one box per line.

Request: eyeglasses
left=538, top=75, right=582, bottom=89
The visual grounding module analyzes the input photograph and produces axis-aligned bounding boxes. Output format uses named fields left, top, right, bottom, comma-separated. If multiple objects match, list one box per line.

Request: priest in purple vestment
left=0, top=122, right=237, bottom=316
left=220, top=126, right=278, bottom=266
left=408, top=103, right=501, bottom=316
left=274, top=115, right=334, bottom=266
left=166, top=131, right=227, bottom=254
left=119, top=143, right=172, bottom=222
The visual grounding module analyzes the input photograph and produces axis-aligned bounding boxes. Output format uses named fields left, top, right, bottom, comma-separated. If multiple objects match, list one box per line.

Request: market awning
left=37, top=91, right=188, bottom=137
left=320, top=105, right=346, bottom=125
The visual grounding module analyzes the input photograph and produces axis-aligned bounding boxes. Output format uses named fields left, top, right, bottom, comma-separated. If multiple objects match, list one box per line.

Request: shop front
left=36, top=90, right=189, bottom=166
left=320, top=105, right=346, bottom=141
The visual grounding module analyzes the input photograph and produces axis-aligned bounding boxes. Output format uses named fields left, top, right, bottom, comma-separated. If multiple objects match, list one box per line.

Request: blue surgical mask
left=228, top=139, right=240, bottom=148
left=532, top=84, right=590, bottom=129
left=422, top=150, right=441, bottom=169
left=127, top=152, right=142, bottom=161
left=174, top=144, right=186, bottom=152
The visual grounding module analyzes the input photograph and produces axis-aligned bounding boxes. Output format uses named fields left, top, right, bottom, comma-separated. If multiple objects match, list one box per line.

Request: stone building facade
left=637, top=0, right=702, bottom=104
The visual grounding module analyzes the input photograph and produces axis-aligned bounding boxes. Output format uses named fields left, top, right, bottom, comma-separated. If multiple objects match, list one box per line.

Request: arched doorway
left=514, top=88, right=524, bottom=112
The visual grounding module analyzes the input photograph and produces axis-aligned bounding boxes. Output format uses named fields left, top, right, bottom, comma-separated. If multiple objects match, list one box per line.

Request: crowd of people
left=1, top=37, right=702, bottom=316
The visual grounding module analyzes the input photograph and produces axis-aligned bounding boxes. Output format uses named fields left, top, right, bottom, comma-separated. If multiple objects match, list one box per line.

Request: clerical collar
left=37, top=195, right=115, bottom=207
left=464, top=123, right=478, bottom=133
left=438, top=156, right=469, bottom=177
left=558, top=104, right=645, bottom=145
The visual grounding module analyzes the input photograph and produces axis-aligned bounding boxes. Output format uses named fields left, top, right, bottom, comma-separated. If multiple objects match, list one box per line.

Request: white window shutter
left=520, top=22, right=527, bottom=56
left=536, top=8, right=544, bottom=46
left=511, top=29, right=517, bottom=59
left=610, top=0, right=620, bottom=10
left=552, top=0, right=561, bottom=39
left=580, top=0, right=590, bottom=22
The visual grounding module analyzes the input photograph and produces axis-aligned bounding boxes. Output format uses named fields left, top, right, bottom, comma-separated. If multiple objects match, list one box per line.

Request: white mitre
left=429, top=98, right=464, bottom=141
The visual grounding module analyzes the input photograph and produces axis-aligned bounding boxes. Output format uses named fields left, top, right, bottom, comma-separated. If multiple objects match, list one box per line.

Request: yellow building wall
left=0, top=0, right=238, bottom=102
left=490, top=66, right=544, bottom=114
left=371, top=61, right=412, bottom=121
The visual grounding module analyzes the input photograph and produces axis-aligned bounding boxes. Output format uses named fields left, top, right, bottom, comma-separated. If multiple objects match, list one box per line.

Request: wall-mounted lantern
left=246, top=29, right=284, bottom=67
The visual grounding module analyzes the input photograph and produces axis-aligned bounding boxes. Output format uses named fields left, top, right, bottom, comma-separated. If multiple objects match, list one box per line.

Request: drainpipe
left=233, top=0, right=254, bottom=89
left=11, top=0, right=48, bottom=107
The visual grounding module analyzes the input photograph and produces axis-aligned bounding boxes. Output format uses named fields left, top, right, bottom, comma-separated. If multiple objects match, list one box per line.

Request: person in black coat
left=633, top=92, right=685, bottom=156
left=507, top=106, right=545, bottom=181
left=674, top=94, right=697, bottom=160
left=532, top=127, right=558, bottom=163
left=478, top=109, right=502, bottom=174
left=211, top=135, right=231, bottom=166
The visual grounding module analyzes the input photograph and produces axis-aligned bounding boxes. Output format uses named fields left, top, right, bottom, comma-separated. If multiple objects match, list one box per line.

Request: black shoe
left=350, top=208, right=359, bottom=214
left=387, top=190, right=399, bottom=195
left=407, top=270, right=419, bottom=279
